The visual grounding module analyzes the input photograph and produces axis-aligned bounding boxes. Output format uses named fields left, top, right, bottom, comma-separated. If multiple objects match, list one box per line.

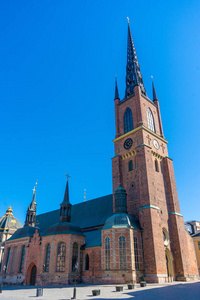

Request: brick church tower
left=112, top=21, right=199, bottom=283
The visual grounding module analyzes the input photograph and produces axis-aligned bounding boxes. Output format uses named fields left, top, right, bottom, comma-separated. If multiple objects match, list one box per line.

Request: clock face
left=124, top=138, right=133, bottom=150
left=153, top=139, right=160, bottom=150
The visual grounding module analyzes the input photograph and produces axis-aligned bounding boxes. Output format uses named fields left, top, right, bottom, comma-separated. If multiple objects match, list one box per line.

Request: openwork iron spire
left=115, top=77, right=120, bottom=100
left=125, top=19, right=146, bottom=98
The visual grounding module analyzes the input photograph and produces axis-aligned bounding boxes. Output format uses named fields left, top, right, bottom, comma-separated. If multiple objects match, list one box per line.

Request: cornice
left=113, top=126, right=168, bottom=144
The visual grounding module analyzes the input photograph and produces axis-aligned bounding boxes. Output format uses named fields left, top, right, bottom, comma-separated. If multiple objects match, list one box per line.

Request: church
left=1, top=22, right=199, bottom=286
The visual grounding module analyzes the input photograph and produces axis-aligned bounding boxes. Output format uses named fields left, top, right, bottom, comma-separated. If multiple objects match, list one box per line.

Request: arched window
left=56, top=242, right=66, bottom=272
left=124, top=108, right=133, bottom=133
left=85, top=254, right=89, bottom=270
left=134, top=237, right=139, bottom=270
left=147, top=108, right=155, bottom=132
left=44, top=244, right=51, bottom=272
left=128, top=160, right=133, bottom=171
left=11, top=247, right=17, bottom=274
left=105, top=237, right=110, bottom=270
left=155, top=159, right=159, bottom=172
left=72, top=242, right=78, bottom=272
left=19, top=245, right=25, bottom=273
left=119, top=236, right=126, bottom=269
left=5, top=247, right=11, bottom=273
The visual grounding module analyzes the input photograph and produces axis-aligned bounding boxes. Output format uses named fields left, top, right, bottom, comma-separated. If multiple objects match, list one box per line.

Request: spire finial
left=151, top=76, right=158, bottom=101
left=5, top=206, right=13, bottom=216
left=65, top=173, right=71, bottom=182
left=127, top=17, right=129, bottom=24
left=114, top=76, right=120, bottom=100
left=125, top=21, right=146, bottom=98
left=33, top=180, right=38, bottom=195
left=63, top=173, right=70, bottom=203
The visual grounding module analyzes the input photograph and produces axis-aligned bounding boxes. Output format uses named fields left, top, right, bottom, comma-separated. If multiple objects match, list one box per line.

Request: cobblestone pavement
left=0, top=281, right=200, bottom=300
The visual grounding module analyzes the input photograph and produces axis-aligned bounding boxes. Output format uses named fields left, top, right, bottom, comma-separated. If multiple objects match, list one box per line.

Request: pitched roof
left=35, top=194, right=113, bottom=235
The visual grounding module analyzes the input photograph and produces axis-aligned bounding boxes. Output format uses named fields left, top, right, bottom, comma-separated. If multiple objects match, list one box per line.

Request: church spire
left=125, top=19, right=146, bottom=98
left=24, top=181, right=37, bottom=227
left=114, top=77, right=120, bottom=100
left=152, top=77, right=158, bottom=101
left=60, top=174, right=72, bottom=222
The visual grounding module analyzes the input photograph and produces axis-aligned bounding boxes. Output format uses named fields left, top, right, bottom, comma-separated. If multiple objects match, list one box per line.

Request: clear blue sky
left=0, top=0, right=200, bottom=224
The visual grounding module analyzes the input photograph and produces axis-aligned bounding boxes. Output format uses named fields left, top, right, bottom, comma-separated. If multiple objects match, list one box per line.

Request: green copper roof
left=8, top=226, right=38, bottom=241
left=103, top=213, right=140, bottom=230
left=36, top=194, right=113, bottom=234
left=84, top=230, right=101, bottom=247
left=44, top=222, right=84, bottom=237
left=9, top=194, right=113, bottom=241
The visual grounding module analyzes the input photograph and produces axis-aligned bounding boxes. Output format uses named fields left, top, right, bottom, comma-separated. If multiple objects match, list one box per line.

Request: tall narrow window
left=85, top=254, right=89, bottom=270
left=124, top=108, right=133, bottom=133
left=105, top=237, right=110, bottom=270
left=72, top=242, right=78, bottom=272
left=5, top=247, right=11, bottom=273
left=119, top=236, right=126, bottom=269
left=11, top=247, right=17, bottom=274
left=19, top=245, right=25, bottom=273
left=134, top=237, right=139, bottom=270
left=56, top=242, right=66, bottom=272
left=147, top=108, right=155, bottom=132
left=155, top=159, right=159, bottom=172
left=129, top=160, right=133, bottom=171
left=44, top=244, right=51, bottom=272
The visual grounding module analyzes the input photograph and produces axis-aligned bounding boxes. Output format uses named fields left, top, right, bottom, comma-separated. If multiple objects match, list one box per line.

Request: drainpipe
left=141, top=230, right=146, bottom=281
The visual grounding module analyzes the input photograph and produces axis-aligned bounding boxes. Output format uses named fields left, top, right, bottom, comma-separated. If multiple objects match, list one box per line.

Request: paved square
left=0, top=281, right=200, bottom=300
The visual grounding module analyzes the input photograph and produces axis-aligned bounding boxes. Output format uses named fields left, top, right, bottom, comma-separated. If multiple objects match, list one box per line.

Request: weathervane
left=65, top=173, right=71, bottom=181
left=127, top=17, right=129, bottom=23
left=33, top=180, right=38, bottom=194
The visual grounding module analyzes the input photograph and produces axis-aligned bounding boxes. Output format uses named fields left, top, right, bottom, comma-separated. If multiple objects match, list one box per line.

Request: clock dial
left=124, top=138, right=133, bottom=150
left=153, top=139, right=160, bottom=150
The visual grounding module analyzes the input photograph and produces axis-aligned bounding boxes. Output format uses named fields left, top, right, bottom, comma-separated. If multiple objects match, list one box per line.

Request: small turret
left=152, top=77, right=158, bottom=101
left=114, top=77, right=120, bottom=100
left=24, top=181, right=37, bottom=227
left=60, top=174, right=72, bottom=222
left=114, top=184, right=127, bottom=213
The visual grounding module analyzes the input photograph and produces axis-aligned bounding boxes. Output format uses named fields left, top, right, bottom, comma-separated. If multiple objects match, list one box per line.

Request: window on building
left=129, top=160, right=133, bottom=171
left=85, top=254, right=89, bottom=270
left=5, top=247, right=11, bottom=273
left=124, top=108, right=133, bottom=133
left=147, top=108, right=155, bottom=133
left=155, top=159, right=159, bottom=172
left=19, top=245, right=26, bottom=273
left=10, top=247, right=17, bottom=274
left=134, top=237, right=139, bottom=270
left=72, top=242, right=78, bottom=272
left=56, top=242, right=66, bottom=272
left=119, top=236, right=126, bottom=269
left=44, top=244, right=51, bottom=272
left=198, top=242, right=200, bottom=250
left=105, top=237, right=110, bottom=270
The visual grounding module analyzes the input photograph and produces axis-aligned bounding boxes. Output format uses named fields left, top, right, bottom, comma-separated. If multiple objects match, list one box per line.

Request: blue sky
left=0, top=0, right=200, bottom=224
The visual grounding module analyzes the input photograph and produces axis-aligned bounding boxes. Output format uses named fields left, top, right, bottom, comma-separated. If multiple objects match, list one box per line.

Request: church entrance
left=165, top=249, right=174, bottom=282
left=26, top=263, right=37, bottom=285
left=30, top=265, right=37, bottom=285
